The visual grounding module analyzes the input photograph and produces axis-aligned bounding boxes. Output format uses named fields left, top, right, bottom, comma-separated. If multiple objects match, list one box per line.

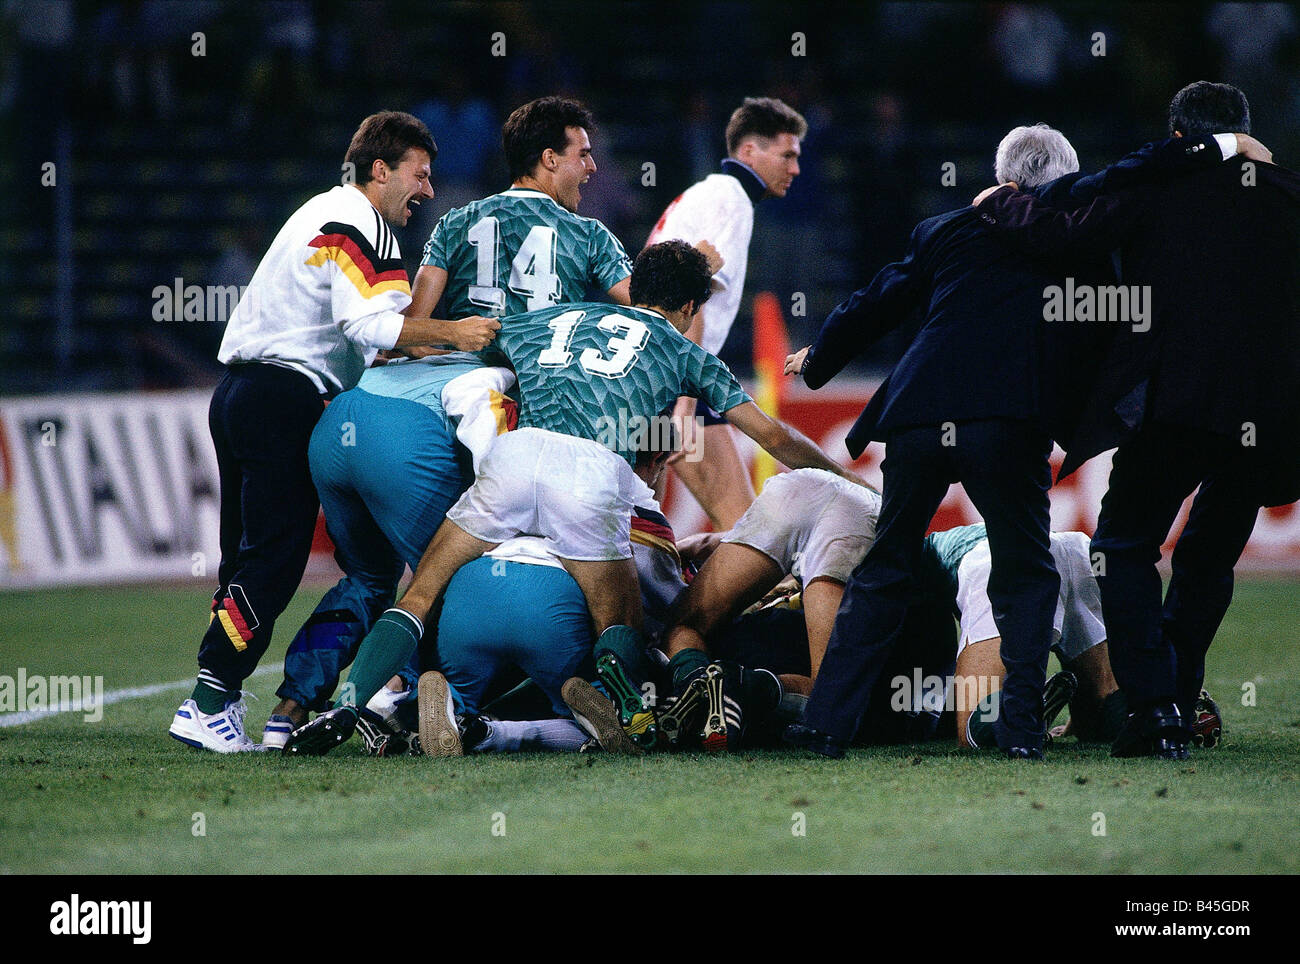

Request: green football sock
left=335, top=609, right=424, bottom=711
left=593, top=625, right=649, bottom=678
left=668, top=648, right=709, bottom=693
left=191, top=677, right=229, bottom=714
left=965, top=691, right=1001, bottom=750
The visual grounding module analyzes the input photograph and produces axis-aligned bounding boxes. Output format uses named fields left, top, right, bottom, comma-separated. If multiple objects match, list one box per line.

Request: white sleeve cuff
left=442, top=366, right=517, bottom=474
left=343, top=310, right=405, bottom=350
left=1214, top=133, right=1238, bottom=160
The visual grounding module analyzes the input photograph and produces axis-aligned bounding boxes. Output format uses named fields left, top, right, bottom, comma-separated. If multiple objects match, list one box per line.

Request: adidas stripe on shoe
left=701, top=662, right=744, bottom=753
left=169, top=697, right=258, bottom=753
left=260, top=714, right=297, bottom=750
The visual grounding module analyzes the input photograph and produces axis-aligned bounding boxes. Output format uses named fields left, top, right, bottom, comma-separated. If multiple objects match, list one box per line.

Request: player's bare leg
left=556, top=555, right=658, bottom=748
left=1069, top=640, right=1119, bottom=703
left=955, top=637, right=1004, bottom=748
left=767, top=577, right=850, bottom=697
left=778, top=675, right=814, bottom=696
left=555, top=556, right=643, bottom=634
left=671, top=423, right=756, bottom=531
left=397, top=519, right=499, bottom=621
left=801, top=577, right=846, bottom=685
left=664, top=542, right=783, bottom=659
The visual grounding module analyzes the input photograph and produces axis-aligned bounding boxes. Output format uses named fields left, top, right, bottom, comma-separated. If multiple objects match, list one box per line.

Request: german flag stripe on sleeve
left=631, top=508, right=679, bottom=566
left=488, top=390, right=520, bottom=435
left=631, top=525, right=680, bottom=567
left=306, top=221, right=410, bottom=299
left=632, top=506, right=675, bottom=543
left=217, top=597, right=254, bottom=652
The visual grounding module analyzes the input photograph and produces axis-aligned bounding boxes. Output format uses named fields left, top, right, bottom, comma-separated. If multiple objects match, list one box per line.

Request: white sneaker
left=260, top=714, right=298, bottom=749
left=417, top=671, right=463, bottom=757
left=365, top=684, right=412, bottom=727
left=169, top=697, right=258, bottom=753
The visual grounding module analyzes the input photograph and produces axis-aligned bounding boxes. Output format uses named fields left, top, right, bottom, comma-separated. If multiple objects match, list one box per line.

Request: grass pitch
left=1, top=579, right=1298, bottom=874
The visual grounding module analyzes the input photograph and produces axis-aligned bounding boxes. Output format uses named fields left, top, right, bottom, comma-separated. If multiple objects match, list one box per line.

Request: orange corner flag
left=751, top=291, right=790, bottom=490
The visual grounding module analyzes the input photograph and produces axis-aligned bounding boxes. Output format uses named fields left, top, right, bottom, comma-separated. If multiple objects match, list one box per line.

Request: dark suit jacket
left=802, top=175, right=1125, bottom=458
left=803, top=136, right=1234, bottom=460
left=978, top=158, right=1300, bottom=504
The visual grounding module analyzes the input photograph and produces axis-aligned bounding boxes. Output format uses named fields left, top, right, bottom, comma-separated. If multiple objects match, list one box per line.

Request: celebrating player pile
left=175, top=79, right=1292, bottom=763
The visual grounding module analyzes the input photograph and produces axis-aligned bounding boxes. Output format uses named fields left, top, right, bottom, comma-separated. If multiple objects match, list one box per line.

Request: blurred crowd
left=3, top=1, right=1299, bottom=392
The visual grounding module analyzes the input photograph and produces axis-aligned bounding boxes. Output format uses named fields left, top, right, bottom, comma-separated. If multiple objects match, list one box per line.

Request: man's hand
left=676, top=531, right=723, bottom=565
left=1235, top=133, right=1273, bottom=165
left=447, top=315, right=501, bottom=352
left=972, top=182, right=1018, bottom=206
left=784, top=346, right=810, bottom=377
left=694, top=240, right=725, bottom=275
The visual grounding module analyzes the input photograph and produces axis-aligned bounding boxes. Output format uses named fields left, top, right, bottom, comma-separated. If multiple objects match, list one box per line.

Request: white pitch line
left=0, top=664, right=279, bottom=727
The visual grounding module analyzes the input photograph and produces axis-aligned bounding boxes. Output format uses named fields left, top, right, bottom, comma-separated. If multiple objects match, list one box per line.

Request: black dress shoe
left=1005, top=746, right=1044, bottom=760
left=783, top=723, right=846, bottom=759
left=1111, top=703, right=1189, bottom=759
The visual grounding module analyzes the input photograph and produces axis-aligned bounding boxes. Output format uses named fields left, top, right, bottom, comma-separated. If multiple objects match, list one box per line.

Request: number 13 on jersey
left=537, top=309, right=650, bottom=379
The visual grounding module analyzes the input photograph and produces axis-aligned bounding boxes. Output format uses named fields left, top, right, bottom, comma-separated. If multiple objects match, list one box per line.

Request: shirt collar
left=501, top=186, right=562, bottom=208
left=628, top=305, right=669, bottom=321
left=721, top=158, right=768, bottom=204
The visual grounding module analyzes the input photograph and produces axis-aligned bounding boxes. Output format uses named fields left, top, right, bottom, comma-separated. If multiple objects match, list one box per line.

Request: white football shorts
left=722, top=468, right=881, bottom=584
left=446, top=427, right=650, bottom=561
left=954, top=530, right=1107, bottom=661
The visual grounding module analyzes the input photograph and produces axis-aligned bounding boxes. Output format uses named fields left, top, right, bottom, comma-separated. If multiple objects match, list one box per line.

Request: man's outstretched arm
left=799, top=223, right=929, bottom=390
left=975, top=186, right=1138, bottom=261
left=723, top=400, right=876, bottom=491
left=1068, top=132, right=1270, bottom=204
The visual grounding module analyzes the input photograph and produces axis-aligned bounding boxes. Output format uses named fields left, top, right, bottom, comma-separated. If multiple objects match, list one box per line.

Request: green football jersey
left=482, top=303, right=752, bottom=465
left=917, top=523, right=989, bottom=614
left=421, top=188, right=632, bottom=318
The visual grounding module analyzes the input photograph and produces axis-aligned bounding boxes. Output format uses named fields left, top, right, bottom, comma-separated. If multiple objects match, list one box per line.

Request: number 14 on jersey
left=467, top=217, right=562, bottom=314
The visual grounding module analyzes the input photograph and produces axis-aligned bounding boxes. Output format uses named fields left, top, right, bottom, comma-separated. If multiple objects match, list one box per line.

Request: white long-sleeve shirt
left=646, top=170, right=755, bottom=356
left=218, top=185, right=410, bottom=394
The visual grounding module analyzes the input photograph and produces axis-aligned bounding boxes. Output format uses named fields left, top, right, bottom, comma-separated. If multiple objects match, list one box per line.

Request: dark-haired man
left=648, top=97, right=807, bottom=529
left=284, top=240, right=862, bottom=756
left=975, top=81, right=1299, bottom=758
left=169, top=111, right=498, bottom=753
left=408, top=95, right=633, bottom=323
